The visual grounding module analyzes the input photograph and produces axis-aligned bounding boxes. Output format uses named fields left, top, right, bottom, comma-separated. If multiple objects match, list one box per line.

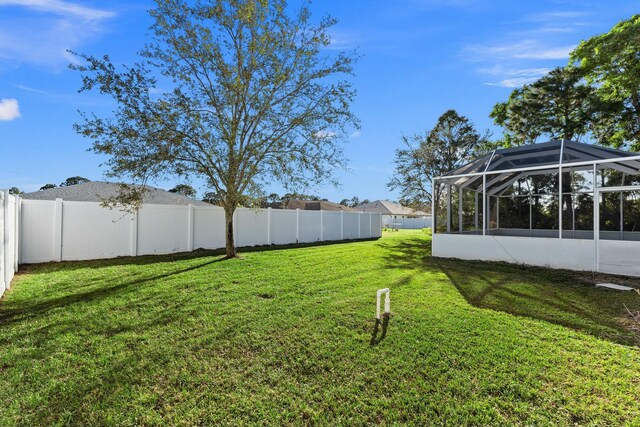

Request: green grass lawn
left=1, top=230, right=639, bottom=426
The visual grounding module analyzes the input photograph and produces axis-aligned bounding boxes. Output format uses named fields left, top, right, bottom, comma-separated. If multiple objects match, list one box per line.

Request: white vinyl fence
left=383, top=215, right=432, bottom=229
left=1, top=191, right=19, bottom=297
left=19, top=199, right=382, bottom=264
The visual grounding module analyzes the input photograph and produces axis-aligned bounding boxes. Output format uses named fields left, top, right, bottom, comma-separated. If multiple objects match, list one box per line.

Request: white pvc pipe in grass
left=376, top=288, right=390, bottom=319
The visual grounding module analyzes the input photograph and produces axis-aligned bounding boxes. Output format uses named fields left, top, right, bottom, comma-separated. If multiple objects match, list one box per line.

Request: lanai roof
left=440, top=140, right=640, bottom=194
left=447, top=140, right=640, bottom=177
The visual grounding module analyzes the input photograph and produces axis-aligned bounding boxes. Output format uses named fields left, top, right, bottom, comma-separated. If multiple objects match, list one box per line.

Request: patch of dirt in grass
left=575, top=272, right=640, bottom=289
left=257, top=293, right=274, bottom=299
left=619, top=290, right=640, bottom=345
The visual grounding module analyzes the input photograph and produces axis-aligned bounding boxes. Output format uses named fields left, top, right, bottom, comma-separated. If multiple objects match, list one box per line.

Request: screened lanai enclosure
left=432, top=140, right=640, bottom=276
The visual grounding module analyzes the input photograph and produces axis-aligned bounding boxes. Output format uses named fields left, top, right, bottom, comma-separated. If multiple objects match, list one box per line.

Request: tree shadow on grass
left=378, top=235, right=640, bottom=346
left=0, top=257, right=226, bottom=327
left=16, top=238, right=381, bottom=273
left=2, top=236, right=382, bottom=334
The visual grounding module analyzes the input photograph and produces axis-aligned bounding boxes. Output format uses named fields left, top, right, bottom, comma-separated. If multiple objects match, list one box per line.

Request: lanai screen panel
left=435, top=140, right=640, bottom=240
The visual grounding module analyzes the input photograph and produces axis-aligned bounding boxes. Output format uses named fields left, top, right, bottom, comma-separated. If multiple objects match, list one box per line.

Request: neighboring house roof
left=356, top=200, right=430, bottom=216
left=285, top=199, right=355, bottom=212
left=22, top=182, right=211, bottom=206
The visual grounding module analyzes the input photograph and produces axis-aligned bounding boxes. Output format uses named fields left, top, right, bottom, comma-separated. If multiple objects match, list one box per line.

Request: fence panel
left=0, top=193, right=3, bottom=295
left=359, top=213, right=371, bottom=238
left=193, top=206, right=225, bottom=249
left=1, top=191, right=19, bottom=296
left=342, top=212, right=359, bottom=239
left=372, top=213, right=383, bottom=237
left=62, top=201, right=132, bottom=261
left=270, top=209, right=297, bottom=245
left=5, top=195, right=16, bottom=284
left=137, top=205, right=190, bottom=255
left=298, top=210, right=322, bottom=243
left=383, top=216, right=432, bottom=229
left=236, top=208, right=270, bottom=247
left=323, top=211, right=342, bottom=241
left=20, top=199, right=55, bottom=264
left=18, top=200, right=382, bottom=264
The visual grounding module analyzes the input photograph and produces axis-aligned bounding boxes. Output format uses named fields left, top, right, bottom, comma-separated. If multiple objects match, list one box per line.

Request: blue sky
left=0, top=0, right=637, bottom=201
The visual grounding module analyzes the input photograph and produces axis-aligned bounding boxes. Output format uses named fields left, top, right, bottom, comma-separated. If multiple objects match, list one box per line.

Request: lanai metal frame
left=432, top=140, right=640, bottom=272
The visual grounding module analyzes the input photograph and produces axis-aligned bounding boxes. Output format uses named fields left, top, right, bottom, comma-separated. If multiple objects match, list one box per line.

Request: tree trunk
left=224, top=205, right=238, bottom=258
left=631, top=93, right=640, bottom=145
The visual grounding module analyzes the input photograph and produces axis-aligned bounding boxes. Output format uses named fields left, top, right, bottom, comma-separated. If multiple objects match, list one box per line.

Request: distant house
left=22, top=181, right=210, bottom=206
left=284, top=199, right=355, bottom=212
left=356, top=200, right=432, bottom=229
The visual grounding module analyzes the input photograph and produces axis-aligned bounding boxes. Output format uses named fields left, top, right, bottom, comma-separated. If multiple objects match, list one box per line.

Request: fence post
left=358, top=212, right=361, bottom=239
left=13, top=196, right=19, bottom=275
left=187, top=204, right=194, bottom=252
left=129, top=210, right=138, bottom=257
left=340, top=210, right=344, bottom=240
left=296, top=208, right=300, bottom=243
left=369, top=212, right=372, bottom=238
left=0, top=192, right=5, bottom=294
left=53, top=198, right=63, bottom=262
left=320, top=210, right=324, bottom=241
left=267, top=207, right=272, bottom=245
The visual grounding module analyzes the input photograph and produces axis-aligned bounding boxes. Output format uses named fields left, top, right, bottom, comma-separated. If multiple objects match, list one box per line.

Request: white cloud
left=0, top=0, right=114, bottom=20
left=0, top=0, right=114, bottom=69
left=480, top=66, right=552, bottom=88
left=510, top=10, right=590, bottom=37
left=480, top=66, right=551, bottom=88
left=479, top=65, right=551, bottom=78
left=315, top=130, right=337, bottom=139
left=532, top=26, right=578, bottom=34
left=467, top=40, right=575, bottom=61
left=512, top=45, right=575, bottom=60
left=466, top=9, right=592, bottom=89
left=408, top=0, right=479, bottom=9
left=350, top=130, right=362, bottom=139
left=15, top=84, right=47, bottom=94
left=327, top=30, right=360, bottom=51
left=0, top=98, right=21, bottom=121
left=525, top=11, right=588, bottom=23
left=484, top=78, right=537, bottom=88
